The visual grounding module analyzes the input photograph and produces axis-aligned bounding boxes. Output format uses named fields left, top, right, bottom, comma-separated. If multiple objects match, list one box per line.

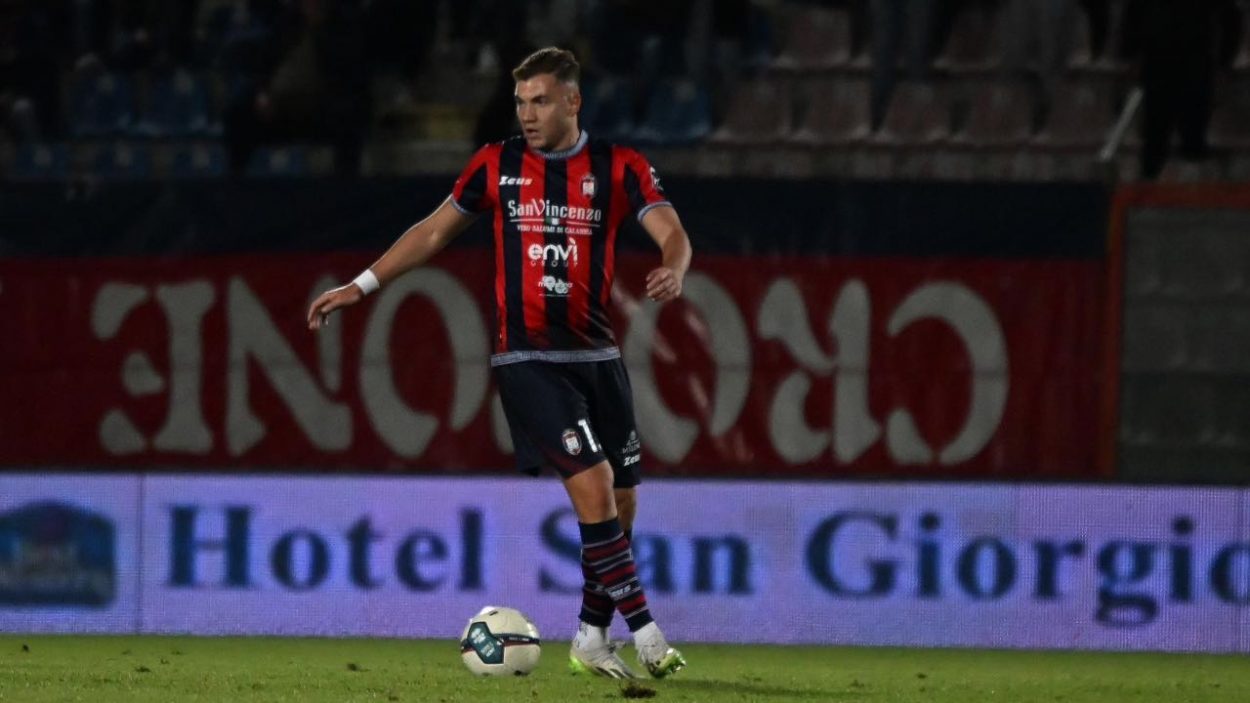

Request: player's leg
left=584, top=359, right=685, bottom=679
left=562, top=460, right=646, bottom=678
left=614, top=487, right=636, bottom=533
left=568, top=466, right=682, bottom=678
left=494, top=361, right=640, bottom=678
left=561, top=461, right=631, bottom=675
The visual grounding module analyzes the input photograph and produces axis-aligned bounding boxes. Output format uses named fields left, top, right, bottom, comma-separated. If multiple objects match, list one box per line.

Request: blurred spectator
left=76, top=0, right=198, bottom=71
left=1122, top=0, right=1242, bottom=179
left=471, top=1, right=532, bottom=145
left=0, top=0, right=69, bottom=141
left=527, top=0, right=580, bottom=51
left=223, top=0, right=370, bottom=176
left=687, top=0, right=757, bottom=125
left=869, top=0, right=938, bottom=128
left=1002, top=0, right=1076, bottom=103
left=584, top=0, right=693, bottom=78
left=1080, top=0, right=1112, bottom=60
left=364, top=0, right=435, bottom=79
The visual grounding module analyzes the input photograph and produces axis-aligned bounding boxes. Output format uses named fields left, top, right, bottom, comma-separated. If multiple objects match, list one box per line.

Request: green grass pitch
left=1, top=635, right=1246, bottom=702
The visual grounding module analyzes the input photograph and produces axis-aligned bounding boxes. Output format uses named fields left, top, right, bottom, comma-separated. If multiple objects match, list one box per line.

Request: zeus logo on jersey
left=528, top=242, right=578, bottom=266
left=499, top=176, right=533, bottom=186
left=506, top=199, right=603, bottom=223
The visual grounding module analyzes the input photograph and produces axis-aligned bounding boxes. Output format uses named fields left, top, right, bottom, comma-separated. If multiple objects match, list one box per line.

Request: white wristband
left=352, top=269, right=380, bottom=295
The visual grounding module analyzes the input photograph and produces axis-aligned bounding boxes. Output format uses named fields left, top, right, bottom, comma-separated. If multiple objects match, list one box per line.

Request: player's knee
left=564, top=462, right=618, bottom=523
left=614, top=488, right=637, bottom=529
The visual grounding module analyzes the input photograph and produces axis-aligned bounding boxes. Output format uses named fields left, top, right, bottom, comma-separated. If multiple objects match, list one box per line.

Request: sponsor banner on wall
left=2, top=474, right=1248, bottom=652
left=0, top=476, right=140, bottom=633
left=0, top=251, right=1103, bottom=477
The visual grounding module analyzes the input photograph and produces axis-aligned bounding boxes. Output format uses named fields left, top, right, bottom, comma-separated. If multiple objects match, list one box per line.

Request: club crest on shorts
left=580, top=173, right=596, bottom=199
left=561, top=429, right=582, bottom=455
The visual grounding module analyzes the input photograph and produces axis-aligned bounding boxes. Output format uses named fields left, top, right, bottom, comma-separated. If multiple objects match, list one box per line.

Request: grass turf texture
left=1, top=636, right=1246, bottom=702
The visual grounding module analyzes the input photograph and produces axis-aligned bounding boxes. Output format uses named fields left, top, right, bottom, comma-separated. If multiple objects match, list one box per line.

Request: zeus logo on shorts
left=561, top=429, right=582, bottom=455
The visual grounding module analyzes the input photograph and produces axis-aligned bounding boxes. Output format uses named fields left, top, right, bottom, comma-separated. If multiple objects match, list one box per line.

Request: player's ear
left=567, top=85, right=582, bottom=116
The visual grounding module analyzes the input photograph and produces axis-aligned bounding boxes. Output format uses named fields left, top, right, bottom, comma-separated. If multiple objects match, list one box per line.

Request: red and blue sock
left=579, top=519, right=653, bottom=632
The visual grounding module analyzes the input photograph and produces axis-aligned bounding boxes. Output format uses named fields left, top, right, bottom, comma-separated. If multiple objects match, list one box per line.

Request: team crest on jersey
left=581, top=174, right=596, bottom=198
left=561, top=429, right=582, bottom=455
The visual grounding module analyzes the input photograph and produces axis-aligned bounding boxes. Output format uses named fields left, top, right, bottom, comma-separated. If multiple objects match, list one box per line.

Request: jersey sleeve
left=450, top=145, right=495, bottom=214
left=622, top=149, right=672, bottom=222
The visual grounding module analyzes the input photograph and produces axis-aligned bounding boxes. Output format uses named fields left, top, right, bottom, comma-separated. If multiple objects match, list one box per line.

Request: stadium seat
left=134, top=70, right=211, bottom=137
left=10, top=143, right=70, bottom=180
left=790, top=78, right=871, bottom=145
left=1187, top=308, right=1250, bottom=374
left=872, top=81, right=950, bottom=144
left=1155, top=227, right=1247, bottom=299
left=1208, top=81, right=1250, bottom=148
left=69, top=73, right=137, bottom=138
left=1119, top=376, right=1216, bottom=445
left=952, top=81, right=1035, bottom=146
left=933, top=4, right=1004, bottom=73
left=1121, top=306, right=1189, bottom=372
left=1235, top=4, right=1250, bottom=73
left=1034, top=81, right=1115, bottom=148
left=1072, top=0, right=1129, bottom=74
left=1212, top=382, right=1250, bottom=447
left=1064, top=4, right=1096, bottom=69
left=773, top=5, right=853, bottom=70
left=91, top=143, right=153, bottom=179
left=246, top=146, right=310, bottom=177
left=169, top=144, right=227, bottom=178
left=580, top=75, right=636, bottom=142
left=708, top=79, right=793, bottom=144
left=633, top=79, right=712, bottom=145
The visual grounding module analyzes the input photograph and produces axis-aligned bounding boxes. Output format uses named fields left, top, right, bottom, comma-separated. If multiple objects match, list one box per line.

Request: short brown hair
left=512, top=47, right=580, bottom=84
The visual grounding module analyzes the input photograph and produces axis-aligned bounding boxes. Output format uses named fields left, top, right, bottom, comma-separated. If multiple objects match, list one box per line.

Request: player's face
left=515, top=74, right=581, bottom=151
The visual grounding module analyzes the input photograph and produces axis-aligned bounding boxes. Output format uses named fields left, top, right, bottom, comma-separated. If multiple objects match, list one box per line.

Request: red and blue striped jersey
left=450, top=131, right=670, bottom=365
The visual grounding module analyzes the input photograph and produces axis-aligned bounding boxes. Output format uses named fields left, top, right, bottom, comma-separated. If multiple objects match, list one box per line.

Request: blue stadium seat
left=246, top=146, right=310, bottom=177
left=69, top=73, right=136, bottom=138
left=10, top=144, right=70, bottom=180
left=169, top=144, right=226, bottom=178
left=580, top=75, right=636, bottom=142
left=134, top=71, right=211, bottom=137
left=633, top=79, right=712, bottom=146
left=92, top=143, right=153, bottom=179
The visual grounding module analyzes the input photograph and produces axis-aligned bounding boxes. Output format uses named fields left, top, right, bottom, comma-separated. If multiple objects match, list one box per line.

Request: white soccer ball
left=459, top=606, right=542, bottom=676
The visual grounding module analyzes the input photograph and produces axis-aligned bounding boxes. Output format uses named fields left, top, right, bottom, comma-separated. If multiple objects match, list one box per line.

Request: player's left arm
left=640, top=205, right=692, bottom=302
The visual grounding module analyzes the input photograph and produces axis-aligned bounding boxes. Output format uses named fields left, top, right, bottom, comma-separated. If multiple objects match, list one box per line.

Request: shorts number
left=577, top=419, right=600, bottom=453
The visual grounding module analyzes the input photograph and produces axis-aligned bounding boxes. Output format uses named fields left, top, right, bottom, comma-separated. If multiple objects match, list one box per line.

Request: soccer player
left=307, top=47, right=691, bottom=680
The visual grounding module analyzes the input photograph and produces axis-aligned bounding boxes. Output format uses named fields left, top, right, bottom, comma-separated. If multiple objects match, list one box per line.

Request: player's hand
left=644, top=266, right=683, bottom=302
left=307, top=283, right=365, bottom=330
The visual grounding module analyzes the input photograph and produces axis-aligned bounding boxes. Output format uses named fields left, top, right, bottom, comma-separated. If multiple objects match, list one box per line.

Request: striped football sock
left=579, top=517, right=654, bottom=632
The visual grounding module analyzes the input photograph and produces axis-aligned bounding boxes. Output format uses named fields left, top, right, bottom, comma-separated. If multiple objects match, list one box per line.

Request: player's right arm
left=306, top=198, right=477, bottom=330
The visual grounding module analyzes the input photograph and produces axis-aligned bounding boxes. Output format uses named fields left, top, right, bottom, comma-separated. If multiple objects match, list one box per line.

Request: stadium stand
left=772, top=4, right=855, bottom=71
left=709, top=79, right=793, bottom=144
left=0, top=0, right=1246, bottom=182
left=790, top=77, right=872, bottom=145
left=633, top=79, right=713, bottom=146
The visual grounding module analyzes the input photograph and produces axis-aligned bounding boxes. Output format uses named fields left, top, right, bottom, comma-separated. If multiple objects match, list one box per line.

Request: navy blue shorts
left=493, top=358, right=642, bottom=488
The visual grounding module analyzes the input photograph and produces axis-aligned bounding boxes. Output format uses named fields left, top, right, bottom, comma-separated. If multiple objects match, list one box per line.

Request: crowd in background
left=0, top=0, right=1245, bottom=178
